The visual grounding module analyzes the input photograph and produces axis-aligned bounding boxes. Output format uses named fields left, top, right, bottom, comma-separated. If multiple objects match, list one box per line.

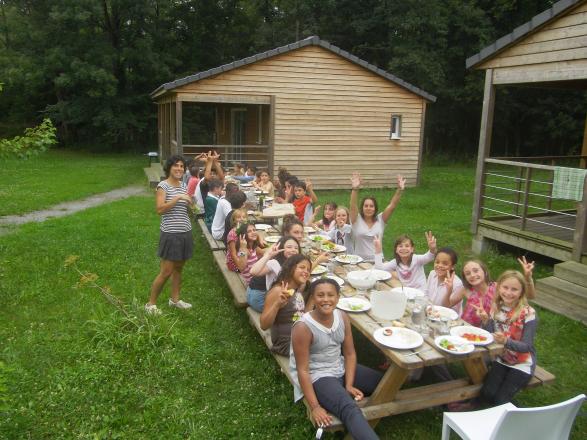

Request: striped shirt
left=157, top=181, right=192, bottom=233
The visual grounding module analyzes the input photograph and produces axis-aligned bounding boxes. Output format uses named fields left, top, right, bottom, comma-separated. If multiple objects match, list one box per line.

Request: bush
left=0, top=118, right=57, bottom=159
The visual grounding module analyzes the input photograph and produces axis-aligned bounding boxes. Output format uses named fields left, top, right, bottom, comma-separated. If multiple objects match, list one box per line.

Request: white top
left=327, top=224, right=354, bottom=254
left=374, top=251, right=434, bottom=291
left=265, top=259, right=282, bottom=290
left=195, top=178, right=205, bottom=211
left=351, top=213, right=385, bottom=261
left=211, top=198, right=232, bottom=240
left=425, top=270, right=463, bottom=314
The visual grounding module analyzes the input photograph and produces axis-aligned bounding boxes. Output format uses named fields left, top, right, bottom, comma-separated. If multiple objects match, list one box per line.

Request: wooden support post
left=268, top=96, right=276, bottom=177
left=463, top=356, right=488, bottom=384
left=176, top=100, right=183, bottom=156
left=471, top=69, right=496, bottom=234
left=581, top=112, right=587, bottom=169
left=514, top=166, right=524, bottom=216
left=520, top=167, right=532, bottom=230
left=416, top=101, right=427, bottom=186
left=572, top=175, right=587, bottom=261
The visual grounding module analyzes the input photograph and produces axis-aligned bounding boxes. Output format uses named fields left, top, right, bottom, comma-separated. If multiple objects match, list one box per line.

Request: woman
left=290, top=279, right=382, bottom=439
left=145, top=155, right=194, bottom=314
left=260, top=254, right=312, bottom=356
left=349, top=172, right=405, bottom=261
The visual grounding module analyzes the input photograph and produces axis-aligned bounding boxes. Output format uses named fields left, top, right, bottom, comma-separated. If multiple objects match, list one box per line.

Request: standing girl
left=226, top=222, right=265, bottom=285
left=260, top=254, right=312, bottom=356
left=146, top=155, right=193, bottom=314
left=373, top=231, right=436, bottom=291
left=290, top=279, right=382, bottom=439
left=248, top=236, right=301, bottom=312
left=349, top=172, right=405, bottom=261
left=425, top=247, right=464, bottom=314
left=479, top=270, right=537, bottom=405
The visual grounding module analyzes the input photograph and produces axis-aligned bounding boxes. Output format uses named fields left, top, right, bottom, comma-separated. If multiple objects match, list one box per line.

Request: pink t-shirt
left=225, top=229, right=259, bottom=285
left=186, top=176, right=199, bottom=197
left=461, top=282, right=496, bottom=327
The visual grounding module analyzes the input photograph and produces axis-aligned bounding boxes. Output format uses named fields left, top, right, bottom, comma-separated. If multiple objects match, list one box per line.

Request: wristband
left=237, top=251, right=247, bottom=257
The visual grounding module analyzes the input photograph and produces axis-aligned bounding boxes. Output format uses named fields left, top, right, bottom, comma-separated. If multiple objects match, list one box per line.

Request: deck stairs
left=143, top=163, right=164, bottom=188
left=532, top=261, right=587, bottom=325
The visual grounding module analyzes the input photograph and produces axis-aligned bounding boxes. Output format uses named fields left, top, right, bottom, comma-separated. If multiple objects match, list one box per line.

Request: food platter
left=304, top=226, right=318, bottom=234
left=373, top=327, right=423, bottom=350
left=450, top=325, right=494, bottom=346
left=264, top=235, right=281, bottom=243
left=322, top=244, right=346, bottom=253
left=335, top=254, right=363, bottom=264
left=337, top=297, right=371, bottom=312
left=426, top=305, right=459, bottom=321
left=434, top=335, right=474, bottom=355
left=311, top=265, right=328, bottom=275
left=254, top=223, right=272, bottom=231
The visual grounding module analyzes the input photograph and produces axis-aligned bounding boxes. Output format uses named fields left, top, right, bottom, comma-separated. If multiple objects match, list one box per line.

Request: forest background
left=0, top=0, right=585, bottom=158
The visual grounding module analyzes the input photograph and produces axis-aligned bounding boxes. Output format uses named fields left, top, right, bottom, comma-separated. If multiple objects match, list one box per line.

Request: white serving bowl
left=346, top=270, right=377, bottom=290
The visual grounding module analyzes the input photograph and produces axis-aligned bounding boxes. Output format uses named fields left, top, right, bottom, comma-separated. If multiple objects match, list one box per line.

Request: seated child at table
left=425, top=247, right=464, bottom=314
left=373, top=232, right=437, bottom=291
left=252, top=168, right=275, bottom=197
left=327, top=206, right=354, bottom=254
left=456, top=257, right=536, bottom=327
left=282, top=216, right=305, bottom=243
left=248, top=236, right=301, bottom=312
left=223, top=208, right=248, bottom=247
left=211, top=183, right=239, bottom=240
left=204, top=179, right=223, bottom=231
left=290, top=279, right=382, bottom=440
left=309, top=201, right=337, bottom=231
left=186, top=163, right=200, bottom=198
left=260, top=254, right=312, bottom=356
left=226, top=222, right=265, bottom=285
left=478, top=270, right=537, bottom=405
left=292, top=180, right=318, bottom=223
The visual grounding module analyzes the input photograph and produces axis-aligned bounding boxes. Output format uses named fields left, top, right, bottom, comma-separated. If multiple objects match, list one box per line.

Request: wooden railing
left=479, top=158, right=587, bottom=260
left=182, top=144, right=270, bottom=170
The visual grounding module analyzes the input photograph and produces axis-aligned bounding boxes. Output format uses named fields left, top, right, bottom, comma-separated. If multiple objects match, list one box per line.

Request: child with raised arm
left=374, top=232, right=436, bottom=291
left=477, top=270, right=537, bottom=405
left=290, top=279, right=382, bottom=439
left=226, top=222, right=265, bottom=285
left=260, top=254, right=312, bottom=356
left=309, top=201, right=337, bottom=231
left=327, top=206, right=354, bottom=254
left=292, top=180, right=318, bottom=223
left=349, top=172, right=405, bottom=261
left=425, top=247, right=464, bottom=314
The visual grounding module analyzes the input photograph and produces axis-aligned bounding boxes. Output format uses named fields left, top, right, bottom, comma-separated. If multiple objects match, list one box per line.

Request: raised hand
left=239, top=234, right=248, bottom=250
left=268, top=243, right=285, bottom=258
left=350, top=172, right=362, bottom=190
left=425, top=231, right=437, bottom=253
left=209, top=150, right=221, bottom=161
left=445, top=270, right=455, bottom=293
left=517, top=256, right=535, bottom=279
left=373, top=235, right=382, bottom=254
left=472, top=303, right=489, bottom=323
left=195, top=152, right=207, bottom=163
left=305, top=179, right=314, bottom=192
left=277, top=281, right=291, bottom=308
left=397, top=175, right=406, bottom=190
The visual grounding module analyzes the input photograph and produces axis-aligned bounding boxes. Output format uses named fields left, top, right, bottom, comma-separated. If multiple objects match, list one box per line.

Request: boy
left=292, top=180, right=318, bottom=223
left=204, top=179, right=224, bottom=231
left=211, top=182, right=239, bottom=240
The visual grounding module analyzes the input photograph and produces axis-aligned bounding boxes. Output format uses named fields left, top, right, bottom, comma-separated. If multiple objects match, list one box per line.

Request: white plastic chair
left=441, top=394, right=585, bottom=440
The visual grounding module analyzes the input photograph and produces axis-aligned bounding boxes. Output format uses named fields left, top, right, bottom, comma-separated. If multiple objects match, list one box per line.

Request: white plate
left=364, top=269, right=392, bottom=281
left=427, top=305, right=459, bottom=321
left=392, top=286, right=426, bottom=300
left=322, top=244, right=346, bottom=253
left=240, top=183, right=253, bottom=187
left=255, top=223, right=272, bottom=231
left=254, top=190, right=269, bottom=195
left=335, top=255, right=363, bottom=264
left=373, top=327, right=423, bottom=350
left=435, top=335, right=475, bottom=355
left=264, top=235, right=281, bottom=243
left=304, top=226, right=318, bottom=234
left=311, top=265, right=328, bottom=275
left=450, top=326, right=494, bottom=346
left=337, top=297, right=371, bottom=312
left=264, top=197, right=274, bottom=202
left=312, top=274, right=344, bottom=286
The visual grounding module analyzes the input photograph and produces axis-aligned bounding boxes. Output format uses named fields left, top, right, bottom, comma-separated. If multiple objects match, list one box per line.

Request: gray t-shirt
left=352, top=213, right=385, bottom=261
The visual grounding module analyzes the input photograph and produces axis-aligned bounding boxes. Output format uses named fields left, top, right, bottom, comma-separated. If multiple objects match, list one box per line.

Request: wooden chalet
left=150, top=36, right=436, bottom=189
left=467, top=0, right=587, bottom=323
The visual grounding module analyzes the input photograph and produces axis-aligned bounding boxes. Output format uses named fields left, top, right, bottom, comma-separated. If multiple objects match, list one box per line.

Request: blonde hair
left=230, top=208, right=248, bottom=228
left=335, top=206, right=351, bottom=224
left=493, top=270, right=528, bottom=322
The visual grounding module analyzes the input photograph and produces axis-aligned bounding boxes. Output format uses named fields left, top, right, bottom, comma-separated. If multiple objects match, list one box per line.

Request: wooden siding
left=173, top=45, right=425, bottom=189
left=479, top=2, right=587, bottom=84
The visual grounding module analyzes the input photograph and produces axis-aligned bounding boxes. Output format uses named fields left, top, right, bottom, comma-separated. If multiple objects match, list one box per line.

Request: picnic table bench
left=195, top=211, right=555, bottom=437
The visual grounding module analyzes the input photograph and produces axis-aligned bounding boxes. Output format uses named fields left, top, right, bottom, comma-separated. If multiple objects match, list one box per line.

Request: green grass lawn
left=0, top=161, right=585, bottom=439
left=0, top=149, right=145, bottom=216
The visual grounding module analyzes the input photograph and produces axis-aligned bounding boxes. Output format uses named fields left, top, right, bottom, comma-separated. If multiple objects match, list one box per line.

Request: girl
left=327, top=206, right=354, bottom=254
left=248, top=236, right=302, bottom=312
left=310, top=201, right=337, bottom=231
left=349, top=172, right=405, bottom=261
left=290, top=279, right=382, bottom=439
left=479, top=270, right=537, bottom=405
left=226, top=222, right=265, bottom=285
left=458, top=256, right=536, bottom=327
left=282, top=216, right=305, bottom=243
left=260, top=254, right=312, bottom=356
left=425, top=247, right=464, bottom=314
left=252, top=169, right=275, bottom=197
left=146, top=155, right=193, bottom=314
left=373, top=231, right=437, bottom=291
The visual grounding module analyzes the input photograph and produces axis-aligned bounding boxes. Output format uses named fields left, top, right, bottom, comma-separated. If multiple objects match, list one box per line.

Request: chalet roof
left=466, top=0, right=585, bottom=69
left=151, top=36, right=436, bottom=102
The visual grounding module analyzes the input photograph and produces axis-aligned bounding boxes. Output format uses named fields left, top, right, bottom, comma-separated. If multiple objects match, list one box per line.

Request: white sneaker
left=144, top=303, right=162, bottom=315
left=169, top=299, right=192, bottom=310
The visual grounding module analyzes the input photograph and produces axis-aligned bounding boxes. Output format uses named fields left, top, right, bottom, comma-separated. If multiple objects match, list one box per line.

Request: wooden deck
left=490, top=212, right=577, bottom=242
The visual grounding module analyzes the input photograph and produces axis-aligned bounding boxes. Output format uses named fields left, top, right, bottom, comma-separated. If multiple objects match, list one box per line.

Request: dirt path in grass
left=0, top=185, right=149, bottom=228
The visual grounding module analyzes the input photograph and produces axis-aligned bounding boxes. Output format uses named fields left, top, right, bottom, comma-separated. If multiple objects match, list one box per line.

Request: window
left=390, top=115, right=402, bottom=139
